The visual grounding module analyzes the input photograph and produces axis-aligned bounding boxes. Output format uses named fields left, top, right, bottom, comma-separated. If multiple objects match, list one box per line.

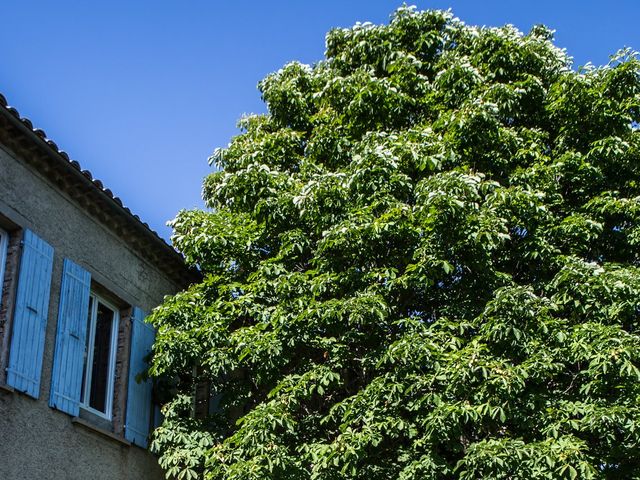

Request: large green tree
left=149, top=7, right=640, bottom=479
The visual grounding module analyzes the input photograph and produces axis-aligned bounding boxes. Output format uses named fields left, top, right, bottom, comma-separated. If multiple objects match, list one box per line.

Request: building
left=0, top=94, right=196, bottom=479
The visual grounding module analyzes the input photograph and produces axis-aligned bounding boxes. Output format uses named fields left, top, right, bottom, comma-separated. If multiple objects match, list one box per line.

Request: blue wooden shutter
left=6, top=230, right=54, bottom=398
left=125, top=307, right=155, bottom=447
left=49, top=258, right=91, bottom=416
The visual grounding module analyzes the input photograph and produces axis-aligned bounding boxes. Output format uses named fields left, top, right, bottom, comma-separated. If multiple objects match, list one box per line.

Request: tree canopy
left=149, top=7, right=640, bottom=479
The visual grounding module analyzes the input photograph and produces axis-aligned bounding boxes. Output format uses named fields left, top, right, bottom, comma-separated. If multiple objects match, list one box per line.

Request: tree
left=148, top=6, right=640, bottom=479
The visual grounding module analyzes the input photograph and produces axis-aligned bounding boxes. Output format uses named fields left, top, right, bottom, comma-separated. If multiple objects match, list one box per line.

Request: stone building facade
left=0, top=94, right=195, bottom=479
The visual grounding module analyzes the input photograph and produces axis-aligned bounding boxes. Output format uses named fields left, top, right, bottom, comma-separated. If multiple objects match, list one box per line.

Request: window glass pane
left=88, top=300, right=114, bottom=413
left=80, top=296, right=94, bottom=404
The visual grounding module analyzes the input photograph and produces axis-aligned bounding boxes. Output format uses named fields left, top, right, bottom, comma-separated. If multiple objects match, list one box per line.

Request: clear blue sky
left=2, top=1, right=639, bottom=240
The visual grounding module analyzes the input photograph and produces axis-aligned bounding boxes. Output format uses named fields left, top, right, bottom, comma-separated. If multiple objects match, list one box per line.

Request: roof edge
left=0, top=93, right=200, bottom=286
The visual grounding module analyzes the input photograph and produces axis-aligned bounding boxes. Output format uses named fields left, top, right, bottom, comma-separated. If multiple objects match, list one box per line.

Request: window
left=0, top=228, right=8, bottom=303
left=48, top=259, right=155, bottom=444
left=80, top=293, right=119, bottom=419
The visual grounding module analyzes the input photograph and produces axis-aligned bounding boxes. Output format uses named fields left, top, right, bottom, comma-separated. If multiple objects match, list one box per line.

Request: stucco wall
left=0, top=143, right=180, bottom=479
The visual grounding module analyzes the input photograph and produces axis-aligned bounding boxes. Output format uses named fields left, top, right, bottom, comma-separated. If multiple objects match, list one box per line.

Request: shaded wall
left=0, top=143, right=179, bottom=479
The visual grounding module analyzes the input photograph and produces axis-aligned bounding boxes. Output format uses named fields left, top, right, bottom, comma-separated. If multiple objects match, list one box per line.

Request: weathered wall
left=0, top=143, right=179, bottom=479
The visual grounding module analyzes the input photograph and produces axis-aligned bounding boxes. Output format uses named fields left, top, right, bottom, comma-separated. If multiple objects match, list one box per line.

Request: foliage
left=149, top=7, right=640, bottom=479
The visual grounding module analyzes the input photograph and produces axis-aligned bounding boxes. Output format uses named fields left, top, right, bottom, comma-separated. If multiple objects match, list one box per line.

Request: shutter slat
left=6, top=230, right=54, bottom=398
left=49, top=259, right=91, bottom=416
left=125, top=307, right=155, bottom=447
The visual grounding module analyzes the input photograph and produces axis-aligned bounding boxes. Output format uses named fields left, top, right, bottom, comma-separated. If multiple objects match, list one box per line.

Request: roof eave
left=0, top=94, right=200, bottom=287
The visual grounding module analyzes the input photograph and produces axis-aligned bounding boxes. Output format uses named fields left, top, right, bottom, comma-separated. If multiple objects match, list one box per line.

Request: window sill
left=72, top=417, right=131, bottom=447
left=0, top=383, right=14, bottom=394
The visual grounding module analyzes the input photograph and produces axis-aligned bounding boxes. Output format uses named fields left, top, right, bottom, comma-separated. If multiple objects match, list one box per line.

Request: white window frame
left=80, top=293, right=120, bottom=420
left=0, top=228, right=8, bottom=304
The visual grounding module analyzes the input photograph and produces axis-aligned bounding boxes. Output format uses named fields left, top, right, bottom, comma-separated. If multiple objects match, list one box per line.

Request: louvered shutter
left=49, top=258, right=91, bottom=416
left=6, top=230, right=54, bottom=398
left=125, top=307, right=155, bottom=447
